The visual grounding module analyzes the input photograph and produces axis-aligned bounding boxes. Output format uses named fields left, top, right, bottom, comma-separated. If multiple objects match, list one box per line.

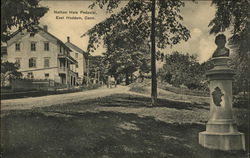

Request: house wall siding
left=69, top=49, right=86, bottom=78
left=6, top=30, right=61, bottom=82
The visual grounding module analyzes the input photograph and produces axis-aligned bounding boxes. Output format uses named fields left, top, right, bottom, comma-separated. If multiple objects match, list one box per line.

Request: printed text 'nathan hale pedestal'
left=54, top=10, right=96, bottom=20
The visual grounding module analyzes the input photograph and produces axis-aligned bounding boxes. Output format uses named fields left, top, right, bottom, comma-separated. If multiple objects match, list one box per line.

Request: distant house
left=65, top=36, right=88, bottom=85
left=5, top=25, right=78, bottom=87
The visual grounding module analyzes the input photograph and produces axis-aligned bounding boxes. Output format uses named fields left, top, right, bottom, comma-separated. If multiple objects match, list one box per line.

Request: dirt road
left=1, top=85, right=209, bottom=111
left=1, top=86, right=130, bottom=111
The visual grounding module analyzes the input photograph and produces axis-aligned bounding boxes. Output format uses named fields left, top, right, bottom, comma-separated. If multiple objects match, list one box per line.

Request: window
left=15, top=43, right=20, bottom=51
left=60, top=46, right=62, bottom=53
left=31, top=42, right=36, bottom=51
left=44, top=42, right=49, bottom=51
left=45, top=73, right=49, bottom=79
left=30, top=33, right=35, bottom=37
left=15, top=58, right=21, bottom=68
left=29, top=58, right=36, bottom=68
left=75, top=53, right=78, bottom=58
left=44, top=58, right=50, bottom=68
left=27, top=72, right=34, bottom=79
left=1, top=47, right=7, bottom=55
left=76, top=64, right=79, bottom=68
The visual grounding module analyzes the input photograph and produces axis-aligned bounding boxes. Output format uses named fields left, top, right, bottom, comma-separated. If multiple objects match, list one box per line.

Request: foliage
left=129, top=83, right=147, bottom=93
left=230, top=53, right=250, bottom=94
left=129, top=79, right=150, bottom=93
left=158, top=51, right=210, bottom=90
left=233, top=94, right=249, bottom=108
left=86, top=0, right=190, bottom=53
left=81, top=83, right=103, bottom=90
left=1, top=61, right=22, bottom=87
left=102, top=27, right=152, bottom=85
left=158, top=82, right=209, bottom=97
left=88, top=55, right=107, bottom=83
left=1, top=0, right=48, bottom=42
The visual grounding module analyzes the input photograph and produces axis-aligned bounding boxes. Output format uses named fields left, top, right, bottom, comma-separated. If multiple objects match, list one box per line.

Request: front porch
left=58, top=54, right=78, bottom=87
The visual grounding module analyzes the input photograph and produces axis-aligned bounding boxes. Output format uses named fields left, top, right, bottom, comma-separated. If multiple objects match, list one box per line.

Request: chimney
left=43, top=25, right=48, bottom=32
left=67, top=36, right=70, bottom=42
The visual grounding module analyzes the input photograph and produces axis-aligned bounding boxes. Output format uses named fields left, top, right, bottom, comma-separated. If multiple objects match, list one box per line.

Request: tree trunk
left=141, top=75, right=144, bottom=83
left=125, top=72, right=130, bottom=85
left=114, top=74, right=118, bottom=87
left=130, top=73, right=133, bottom=83
left=97, top=71, right=100, bottom=84
left=86, top=58, right=90, bottom=86
left=151, top=0, right=157, bottom=105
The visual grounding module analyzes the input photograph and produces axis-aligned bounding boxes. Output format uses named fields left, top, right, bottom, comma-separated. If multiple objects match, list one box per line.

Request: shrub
left=81, top=83, right=102, bottom=90
left=233, top=94, right=249, bottom=108
left=130, top=85, right=146, bottom=93
left=129, top=81, right=149, bottom=93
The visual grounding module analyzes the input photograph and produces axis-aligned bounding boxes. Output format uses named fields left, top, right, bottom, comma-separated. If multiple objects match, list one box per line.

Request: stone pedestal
left=199, top=57, right=245, bottom=151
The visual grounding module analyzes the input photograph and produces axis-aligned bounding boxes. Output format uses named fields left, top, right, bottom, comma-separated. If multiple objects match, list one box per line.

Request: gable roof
left=65, top=41, right=89, bottom=59
left=9, top=25, right=71, bottom=52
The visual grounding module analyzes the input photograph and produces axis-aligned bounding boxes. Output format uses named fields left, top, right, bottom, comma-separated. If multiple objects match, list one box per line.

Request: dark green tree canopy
left=101, top=27, right=151, bottom=84
left=1, top=0, right=48, bottom=42
left=85, top=0, right=190, bottom=53
left=159, top=51, right=210, bottom=90
left=1, top=61, right=22, bottom=87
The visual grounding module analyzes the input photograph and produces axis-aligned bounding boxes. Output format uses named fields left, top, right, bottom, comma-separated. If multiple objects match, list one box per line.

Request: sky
left=39, top=0, right=229, bottom=63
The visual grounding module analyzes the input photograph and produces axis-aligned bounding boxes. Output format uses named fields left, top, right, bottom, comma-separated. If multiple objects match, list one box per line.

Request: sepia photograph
left=1, top=0, right=249, bottom=158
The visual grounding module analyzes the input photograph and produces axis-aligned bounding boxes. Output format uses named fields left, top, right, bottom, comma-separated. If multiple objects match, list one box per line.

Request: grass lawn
left=1, top=94, right=249, bottom=158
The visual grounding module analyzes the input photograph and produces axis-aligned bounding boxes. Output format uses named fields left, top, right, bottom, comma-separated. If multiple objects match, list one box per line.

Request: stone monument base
left=199, top=131, right=245, bottom=151
left=198, top=38, right=246, bottom=151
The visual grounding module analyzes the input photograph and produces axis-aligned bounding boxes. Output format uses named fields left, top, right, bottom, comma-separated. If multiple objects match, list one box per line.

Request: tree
left=85, top=0, right=190, bottom=105
left=1, top=61, right=22, bottom=87
left=230, top=52, right=250, bottom=95
left=101, top=26, right=151, bottom=85
left=1, top=0, right=48, bottom=42
left=88, top=55, right=107, bottom=84
left=159, top=51, right=210, bottom=90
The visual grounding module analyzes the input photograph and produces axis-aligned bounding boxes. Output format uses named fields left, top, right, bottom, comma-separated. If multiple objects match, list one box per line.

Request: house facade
left=5, top=25, right=78, bottom=87
left=65, top=36, right=88, bottom=85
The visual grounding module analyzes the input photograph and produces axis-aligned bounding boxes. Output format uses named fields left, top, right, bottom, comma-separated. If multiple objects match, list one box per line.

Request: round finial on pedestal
left=212, top=34, right=230, bottom=58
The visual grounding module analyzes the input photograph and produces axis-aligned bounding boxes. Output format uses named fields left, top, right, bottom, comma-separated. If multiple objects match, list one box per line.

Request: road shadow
left=97, top=94, right=209, bottom=110
left=29, top=93, right=209, bottom=112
